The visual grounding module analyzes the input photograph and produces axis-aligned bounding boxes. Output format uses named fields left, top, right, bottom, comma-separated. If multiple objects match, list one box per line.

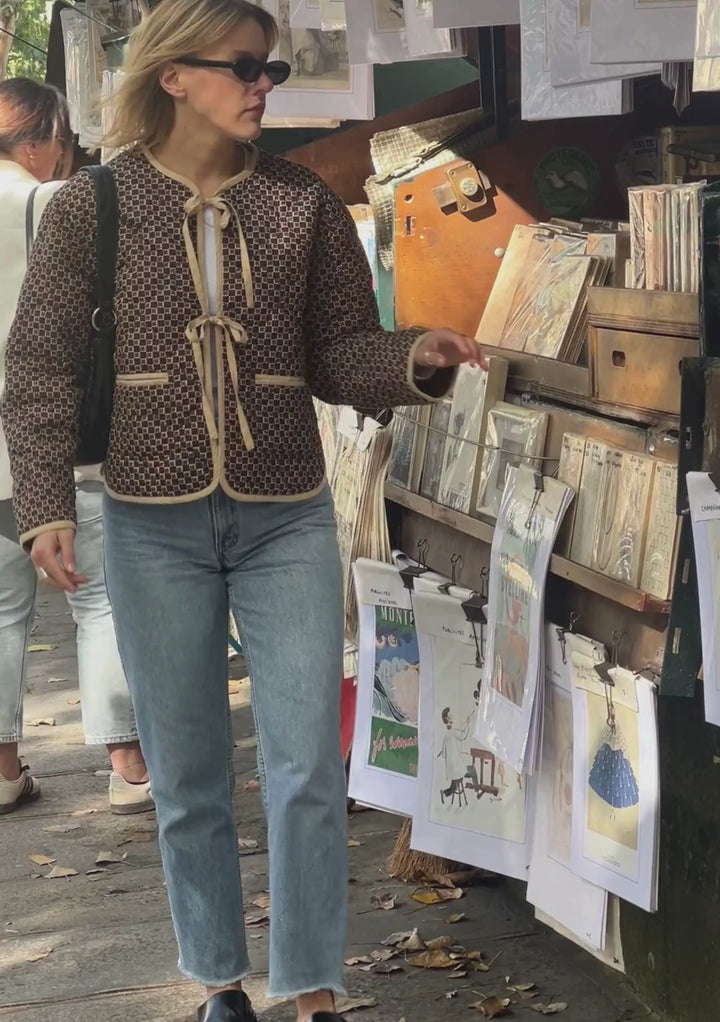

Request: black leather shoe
left=197, top=990, right=257, bottom=1022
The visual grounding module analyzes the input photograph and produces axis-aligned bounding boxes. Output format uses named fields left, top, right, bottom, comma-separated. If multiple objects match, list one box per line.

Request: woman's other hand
left=414, top=329, right=488, bottom=373
left=31, top=529, right=88, bottom=593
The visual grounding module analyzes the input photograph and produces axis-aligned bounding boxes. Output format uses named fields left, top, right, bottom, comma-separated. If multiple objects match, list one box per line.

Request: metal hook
left=556, top=625, right=567, bottom=665
left=568, top=611, right=581, bottom=634
left=416, top=539, right=429, bottom=571
left=450, top=553, right=463, bottom=587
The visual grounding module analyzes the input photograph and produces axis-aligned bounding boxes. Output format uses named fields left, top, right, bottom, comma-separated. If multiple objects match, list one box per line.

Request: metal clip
left=525, top=472, right=545, bottom=529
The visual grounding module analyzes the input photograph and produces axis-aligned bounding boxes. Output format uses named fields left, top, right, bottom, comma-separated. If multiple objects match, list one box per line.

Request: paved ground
left=0, top=591, right=656, bottom=1022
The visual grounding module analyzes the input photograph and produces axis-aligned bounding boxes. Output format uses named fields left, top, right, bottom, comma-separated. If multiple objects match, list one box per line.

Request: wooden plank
left=385, top=484, right=671, bottom=615
left=588, top=286, right=699, bottom=338
left=592, top=327, right=697, bottom=417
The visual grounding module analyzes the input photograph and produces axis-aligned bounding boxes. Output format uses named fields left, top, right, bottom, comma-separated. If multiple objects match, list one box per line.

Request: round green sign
left=533, top=147, right=600, bottom=219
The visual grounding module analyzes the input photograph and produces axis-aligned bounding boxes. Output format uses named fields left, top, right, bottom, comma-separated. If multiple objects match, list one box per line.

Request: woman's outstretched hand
left=414, top=329, right=487, bottom=373
left=31, top=529, right=88, bottom=593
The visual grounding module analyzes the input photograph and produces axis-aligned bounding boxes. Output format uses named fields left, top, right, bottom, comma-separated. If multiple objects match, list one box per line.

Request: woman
left=0, top=78, right=151, bottom=816
left=2, top=5, right=483, bottom=1020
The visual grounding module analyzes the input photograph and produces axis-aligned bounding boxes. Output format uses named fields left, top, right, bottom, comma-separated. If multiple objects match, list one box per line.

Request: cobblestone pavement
left=0, top=592, right=655, bottom=1022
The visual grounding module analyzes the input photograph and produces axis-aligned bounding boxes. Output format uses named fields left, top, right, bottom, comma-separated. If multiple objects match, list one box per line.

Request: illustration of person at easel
left=438, top=707, right=472, bottom=807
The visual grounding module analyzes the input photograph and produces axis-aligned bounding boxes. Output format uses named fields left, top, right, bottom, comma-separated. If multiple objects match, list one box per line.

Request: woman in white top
left=0, top=78, right=152, bottom=815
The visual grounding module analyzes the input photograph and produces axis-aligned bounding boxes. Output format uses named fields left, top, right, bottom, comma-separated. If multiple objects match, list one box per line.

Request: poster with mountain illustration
left=349, top=559, right=420, bottom=816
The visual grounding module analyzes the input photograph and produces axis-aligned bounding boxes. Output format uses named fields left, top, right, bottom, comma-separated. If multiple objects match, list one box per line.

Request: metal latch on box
left=433, top=159, right=490, bottom=215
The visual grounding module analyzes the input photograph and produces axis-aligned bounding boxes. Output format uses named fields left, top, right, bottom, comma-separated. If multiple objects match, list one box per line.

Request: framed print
left=263, top=0, right=374, bottom=120
left=387, top=406, right=431, bottom=492
left=433, top=0, right=520, bottom=27
left=437, top=359, right=508, bottom=516
left=419, top=398, right=452, bottom=502
left=589, top=0, right=696, bottom=64
left=475, top=403, right=548, bottom=519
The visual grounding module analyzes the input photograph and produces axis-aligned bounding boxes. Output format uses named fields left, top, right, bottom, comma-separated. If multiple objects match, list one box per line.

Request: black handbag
left=26, top=164, right=119, bottom=466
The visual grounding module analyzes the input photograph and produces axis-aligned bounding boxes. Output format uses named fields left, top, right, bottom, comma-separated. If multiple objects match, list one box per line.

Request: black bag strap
left=83, top=164, right=119, bottom=334
left=25, top=185, right=38, bottom=263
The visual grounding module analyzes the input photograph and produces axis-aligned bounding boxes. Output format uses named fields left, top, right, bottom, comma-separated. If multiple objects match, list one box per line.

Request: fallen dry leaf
left=47, top=677, right=67, bottom=684
left=345, top=956, right=372, bottom=967
left=449, top=969, right=467, bottom=979
left=347, top=839, right=362, bottom=848
left=27, top=644, right=55, bottom=653
left=118, top=831, right=154, bottom=846
left=238, top=837, right=259, bottom=852
left=252, top=894, right=271, bottom=910
left=382, top=930, right=412, bottom=947
left=27, top=948, right=54, bottom=963
left=246, top=913, right=269, bottom=927
left=335, top=997, right=378, bottom=1014
left=95, top=851, right=125, bottom=865
left=508, top=983, right=536, bottom=994
left=531, top=1004, right=567, bottom=1016
left=407, top=949, right=457, bottom=970
left=66, top=698, right=81, bottom=706
left=43, top=824, right=80, bottom=834
left=471, top=997, right=512, bottom=1019
left=370, top=949, right=398, bottom=963
left=85, top=868, right=108, bottom=876
left=449, top=913, right=466, bottom=924
left=412, top=887, right=463, bottom=905
left=446, top=991, right=458, bottom=1000
left=71, top=809, right=96, bottom=818
left=46, top=866, right=78, bottom=879
left=374, top=963, right=403, bottom=975
left=425, top=936, right=454, bottom=951
left=371, top=893, right=397, bottom=911
left=29, top=854, right=56, bottom=867
left=26, top=718, right=55, bottom=727
left=242, top=779, right=261, bottom=793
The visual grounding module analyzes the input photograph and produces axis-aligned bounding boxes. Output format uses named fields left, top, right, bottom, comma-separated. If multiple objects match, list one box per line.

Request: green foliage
left=7, top=0, right=49, bottom=82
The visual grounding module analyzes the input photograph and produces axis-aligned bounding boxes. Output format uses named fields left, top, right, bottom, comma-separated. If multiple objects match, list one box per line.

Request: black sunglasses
left=176, top=56, right=291, bottom=85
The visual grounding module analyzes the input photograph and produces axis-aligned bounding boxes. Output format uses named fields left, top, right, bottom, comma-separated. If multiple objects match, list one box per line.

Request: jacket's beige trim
left=20, top=519, right=76, bottom=551
left=406, top=332, right=457, bottom=401
left=142, top=145, right=258, bottom=197
left=104, top=479, right=219, bottom=506
left=220, top=475, right=328, bottom=504
left=116, top=372, right=169, bottom=387
left=105, top=477, right=328, bottom=506
left=255, top=374, right=306, bottom=388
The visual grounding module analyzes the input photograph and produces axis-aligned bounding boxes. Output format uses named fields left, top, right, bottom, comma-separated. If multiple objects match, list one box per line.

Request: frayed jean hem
left=177, top=960, right=251, bottom=988
left=267, top=980, right=347, bottom=1000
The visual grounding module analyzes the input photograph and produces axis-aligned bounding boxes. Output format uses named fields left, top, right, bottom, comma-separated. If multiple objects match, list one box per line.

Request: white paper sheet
left=411, top=582, right=532, bottom=880
left=548, top=0, right=660, bottom=86
left=589, top=0, right=697, bottom=64
left=475, top=470, right=574, bottom=775
left=432, top=0, right=520, bottom=27
left=349, top=559, right=421, bottom=815
left=344, top=0, right=463, bottom=63
left=521, top=0, right=628, bottom=120
left=687, top=472, right=720, bottom=726
left=263, top=0, right=374, bottom=120
left=571, top=662, right=659, bottom=912
left=535, top=897, right=625, bottom=973
left=527, top=626, right=608, bottom=951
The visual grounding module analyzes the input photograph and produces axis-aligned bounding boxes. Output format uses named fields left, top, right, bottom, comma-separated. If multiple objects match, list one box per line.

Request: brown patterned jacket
left=1, top=147, right=450, bottom=547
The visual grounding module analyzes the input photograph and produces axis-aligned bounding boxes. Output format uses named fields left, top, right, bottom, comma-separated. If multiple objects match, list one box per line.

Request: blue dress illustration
left=589, top=720, right=639, bottom=809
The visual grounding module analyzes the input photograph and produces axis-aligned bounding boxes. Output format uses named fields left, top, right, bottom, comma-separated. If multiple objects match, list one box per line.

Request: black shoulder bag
left=26, top=164, right=119, bottom=467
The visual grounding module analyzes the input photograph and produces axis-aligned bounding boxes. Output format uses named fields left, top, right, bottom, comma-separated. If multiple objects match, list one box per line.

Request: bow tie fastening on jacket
left=182, top=193, right=255, bottom=452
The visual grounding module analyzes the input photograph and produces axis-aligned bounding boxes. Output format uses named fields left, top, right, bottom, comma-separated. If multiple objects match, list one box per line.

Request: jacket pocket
left=116, top=372, right=170, bottom=388
left=255, top=374, right=306, bottom=388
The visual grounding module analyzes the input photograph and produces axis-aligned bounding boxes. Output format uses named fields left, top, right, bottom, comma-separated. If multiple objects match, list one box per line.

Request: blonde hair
left=103, top=0, right=278, bottom=152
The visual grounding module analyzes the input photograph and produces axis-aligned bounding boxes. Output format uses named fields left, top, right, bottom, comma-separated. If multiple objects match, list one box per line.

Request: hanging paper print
left=370, top=604, right=420, bottom=777
left=588, top=718, right=640, bottom=811
left=585, top=696, right=640, bottom=852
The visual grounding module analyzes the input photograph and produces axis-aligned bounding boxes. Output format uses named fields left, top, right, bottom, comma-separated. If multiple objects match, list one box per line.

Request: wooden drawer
left=590, top=327, right=699, bottom=415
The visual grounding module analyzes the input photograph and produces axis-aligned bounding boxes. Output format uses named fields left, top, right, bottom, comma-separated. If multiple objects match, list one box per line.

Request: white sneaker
left=108, top=772, right=154, bottom=815
left=0, top=764, right=41, bottom=814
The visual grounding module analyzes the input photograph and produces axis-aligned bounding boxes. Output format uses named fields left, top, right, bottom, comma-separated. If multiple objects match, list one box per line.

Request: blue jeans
left=0, top=484, right=138, bottom=744
left=102, top=487, right=348, bottom=995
